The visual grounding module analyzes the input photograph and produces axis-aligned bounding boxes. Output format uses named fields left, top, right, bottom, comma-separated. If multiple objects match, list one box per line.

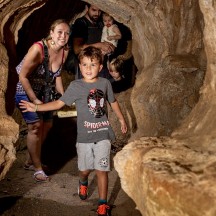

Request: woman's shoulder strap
left=33, top=41, right=44, bottom=59
left=41, top=39, right=49, bottom=60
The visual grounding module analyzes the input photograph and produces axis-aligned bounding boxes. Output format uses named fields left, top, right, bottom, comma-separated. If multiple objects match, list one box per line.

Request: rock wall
left=0, top=42, right=18, bottom=180
left=114, top=0, right=216, bottom=215
left=0, top=0, right=215, bottom=215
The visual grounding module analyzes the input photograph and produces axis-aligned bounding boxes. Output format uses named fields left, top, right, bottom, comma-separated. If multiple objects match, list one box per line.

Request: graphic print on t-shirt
left=87, top=88, right=106, bottom=118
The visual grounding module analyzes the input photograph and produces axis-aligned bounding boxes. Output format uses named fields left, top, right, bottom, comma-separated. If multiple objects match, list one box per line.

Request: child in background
left=101, top=13, right=122, bottom=78
left=101, top=13, right=122, bottom=49
left=108, top=58, right=131, bottom=93
left=109, top=58, right=124, bottom=82
left=19, top=46, right=127, bottom=216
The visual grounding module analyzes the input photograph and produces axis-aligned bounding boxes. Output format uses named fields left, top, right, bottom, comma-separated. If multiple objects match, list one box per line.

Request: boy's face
left=79, top=57, right=103, bottom=82
left=103, top=15, right=114, bottom=27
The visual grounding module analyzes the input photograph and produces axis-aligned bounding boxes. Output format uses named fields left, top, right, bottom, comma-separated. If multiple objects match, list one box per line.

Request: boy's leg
left=76, top=142, right=94, bottom=200
left=94, top=140, right=111, bottom=215
left=78, top=170, right=91, bottom=200
left=79, top=170, right=91, bottom=183
left=95, top=170, right=108, bottom=201
left=96, top=170, right=110, bottom=215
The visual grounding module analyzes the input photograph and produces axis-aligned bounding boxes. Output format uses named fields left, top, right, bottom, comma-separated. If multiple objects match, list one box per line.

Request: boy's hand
left=119, top=119, right=127, bottom=134
left=19, top=100, right=36, bottom=112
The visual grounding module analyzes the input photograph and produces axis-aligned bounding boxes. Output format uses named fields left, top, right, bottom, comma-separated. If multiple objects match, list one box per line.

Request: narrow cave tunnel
left=12, top=0, right=139, bottom=173
left=1, top=0, right=216, bottom=215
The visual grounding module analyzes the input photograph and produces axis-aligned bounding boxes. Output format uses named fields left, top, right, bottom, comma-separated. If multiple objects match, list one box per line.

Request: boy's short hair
left=78, top=46, right=103, bottom=64
left=109, top=58, right=124, bottom=75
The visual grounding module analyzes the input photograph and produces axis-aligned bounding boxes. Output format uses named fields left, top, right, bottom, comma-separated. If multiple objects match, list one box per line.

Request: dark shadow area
left=108, top=176, right=121, bottom=206
left=0, top=196, right=21, bottom=214
left=41, top=116, right=77, bottom=173
left=87, top=175, right=97, bottom=199
left=4, top=13, right=20, bottom=115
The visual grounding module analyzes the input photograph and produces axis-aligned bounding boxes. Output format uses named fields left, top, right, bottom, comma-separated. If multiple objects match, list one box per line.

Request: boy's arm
left=110, top=100, right=127, bottom=134
left=19, top=99, right=65, bottom=113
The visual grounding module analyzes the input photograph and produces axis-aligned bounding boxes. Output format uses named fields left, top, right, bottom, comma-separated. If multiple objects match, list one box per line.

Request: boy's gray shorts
left=76, top=139, right=111, bottom=171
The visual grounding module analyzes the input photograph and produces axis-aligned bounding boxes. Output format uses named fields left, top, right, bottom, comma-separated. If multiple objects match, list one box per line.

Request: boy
left=20, top=46, right=127, bottom=216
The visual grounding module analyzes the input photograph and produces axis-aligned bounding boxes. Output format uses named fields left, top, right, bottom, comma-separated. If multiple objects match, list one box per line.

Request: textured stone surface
left=0, top=0, right=216, bottom=215
left=114, top=1, right=216, bottom=215
left=114, top=137, right=216, bottom=216
left=0, top=116, right=17, bottom=180
left=0, top=42, right=18, bottom=180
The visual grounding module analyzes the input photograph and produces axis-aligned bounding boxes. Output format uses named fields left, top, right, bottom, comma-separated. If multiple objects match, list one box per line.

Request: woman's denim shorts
left=15, top=94, right=53, bottom=124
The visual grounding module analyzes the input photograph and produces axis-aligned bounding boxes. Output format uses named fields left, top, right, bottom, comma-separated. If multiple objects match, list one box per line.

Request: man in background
left=72, top=3, right=115, bottom=79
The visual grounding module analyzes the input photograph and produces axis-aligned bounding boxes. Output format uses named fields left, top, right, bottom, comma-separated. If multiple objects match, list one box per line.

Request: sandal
left=24, top=164, right=50, bottom=172
left=33, top=170, right=50, bottom=182
left=24, top=164, right=35, bottom=171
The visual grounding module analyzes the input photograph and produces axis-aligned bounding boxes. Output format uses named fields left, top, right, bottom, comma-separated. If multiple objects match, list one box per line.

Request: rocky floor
left=0, top=116, right=141, bottom=216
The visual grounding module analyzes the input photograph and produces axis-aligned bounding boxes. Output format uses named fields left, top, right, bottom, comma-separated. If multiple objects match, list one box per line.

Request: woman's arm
left=19, top=43, right=43, bottom=104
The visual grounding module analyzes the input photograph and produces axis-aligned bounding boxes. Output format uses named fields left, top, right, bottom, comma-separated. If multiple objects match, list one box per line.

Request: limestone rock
left=0, top=116, right=18, bottom=180
left=114, top=137, right=216, bottom=216
left=0, top=0, right=216, bottom=215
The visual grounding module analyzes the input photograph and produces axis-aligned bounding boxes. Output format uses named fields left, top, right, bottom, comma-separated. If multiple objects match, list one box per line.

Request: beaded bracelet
left=34, top=104, right=38, bottom=112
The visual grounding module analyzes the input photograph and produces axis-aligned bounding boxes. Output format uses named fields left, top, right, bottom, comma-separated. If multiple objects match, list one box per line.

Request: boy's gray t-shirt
left=60, top=77, right=116, bottom=143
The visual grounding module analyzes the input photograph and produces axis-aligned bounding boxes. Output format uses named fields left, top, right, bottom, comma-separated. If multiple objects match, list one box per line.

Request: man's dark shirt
left=72, top=16, right=103, bottom=45
left=71, top=16, right=111, bottom=79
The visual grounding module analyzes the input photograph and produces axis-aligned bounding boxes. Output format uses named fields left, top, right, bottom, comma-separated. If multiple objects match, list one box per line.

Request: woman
left=15, top=19, right=70, bottom=182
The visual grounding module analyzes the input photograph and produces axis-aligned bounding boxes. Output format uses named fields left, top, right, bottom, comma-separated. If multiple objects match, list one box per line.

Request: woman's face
left=50, top=23, right=70, bottom=47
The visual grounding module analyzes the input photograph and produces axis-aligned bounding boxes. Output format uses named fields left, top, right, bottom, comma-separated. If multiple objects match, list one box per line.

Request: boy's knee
left=80, top=170, right=91, bottom=176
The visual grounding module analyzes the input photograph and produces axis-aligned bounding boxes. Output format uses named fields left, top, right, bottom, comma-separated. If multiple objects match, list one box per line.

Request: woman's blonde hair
left=45, top=19, right=70, bottom=40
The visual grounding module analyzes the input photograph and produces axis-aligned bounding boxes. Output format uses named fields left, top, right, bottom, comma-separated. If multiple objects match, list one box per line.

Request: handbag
left=42, top=39, right=62, bottom=102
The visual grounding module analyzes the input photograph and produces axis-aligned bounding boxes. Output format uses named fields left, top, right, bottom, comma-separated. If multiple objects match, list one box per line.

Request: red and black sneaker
left=78, top=181, right=88, bottom=200
left=97, top=204, right=110, bottom=216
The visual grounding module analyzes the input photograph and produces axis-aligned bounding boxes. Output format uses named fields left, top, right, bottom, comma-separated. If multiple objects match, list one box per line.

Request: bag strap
left=42, top=39, right=51, bottom=83
left=41, top=39, right=52, bottom=103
